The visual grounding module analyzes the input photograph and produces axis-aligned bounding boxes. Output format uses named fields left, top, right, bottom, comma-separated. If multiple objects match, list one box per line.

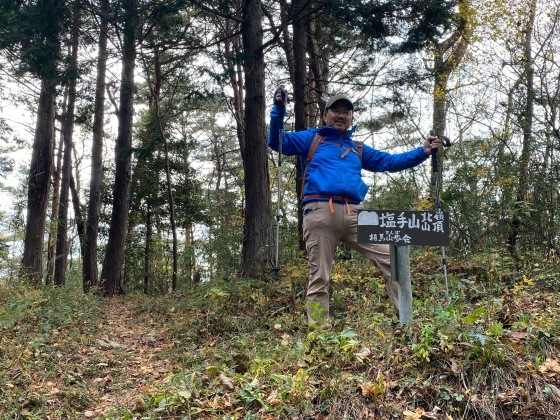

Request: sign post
left=390, top=245, right=413, bottom=324
left=358, top=209, right=450, bottom=324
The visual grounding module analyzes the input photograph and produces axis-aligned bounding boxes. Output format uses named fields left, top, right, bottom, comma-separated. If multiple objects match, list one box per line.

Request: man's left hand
left=424, top=135, right=442, bottom=156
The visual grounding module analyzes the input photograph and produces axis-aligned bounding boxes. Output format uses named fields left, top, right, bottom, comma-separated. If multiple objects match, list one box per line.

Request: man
left=268, top=87, right=442, bottom=325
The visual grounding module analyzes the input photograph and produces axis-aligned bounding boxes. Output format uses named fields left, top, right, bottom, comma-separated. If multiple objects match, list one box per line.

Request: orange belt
left=304, top=195, right=357, bottom=215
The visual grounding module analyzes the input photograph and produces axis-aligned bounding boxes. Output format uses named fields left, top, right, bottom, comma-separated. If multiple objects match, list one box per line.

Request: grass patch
left=1, top=250, right=560, bottom=418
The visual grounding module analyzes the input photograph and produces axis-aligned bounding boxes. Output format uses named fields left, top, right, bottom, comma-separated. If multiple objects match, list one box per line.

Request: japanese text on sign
left=357, top=210, right=449, bottom=246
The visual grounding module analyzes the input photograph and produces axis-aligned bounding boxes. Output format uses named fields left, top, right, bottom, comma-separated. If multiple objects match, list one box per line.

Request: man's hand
left=274, top=85, right=288, bottom=107
left=424, top=134, right=442, bottom=156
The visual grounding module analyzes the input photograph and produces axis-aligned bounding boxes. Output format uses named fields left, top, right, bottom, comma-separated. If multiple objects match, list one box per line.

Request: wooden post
left=391, top=245, right=413, bottom=324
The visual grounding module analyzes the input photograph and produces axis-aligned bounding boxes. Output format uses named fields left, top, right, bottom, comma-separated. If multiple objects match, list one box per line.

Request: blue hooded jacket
left=267, top=104, right=429, bottom=205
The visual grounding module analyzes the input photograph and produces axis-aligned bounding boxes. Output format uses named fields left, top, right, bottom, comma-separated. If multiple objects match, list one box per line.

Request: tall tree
left=119, top=1, right=208, bottom=292
left=509, top=0, right=537, bottom=255
left=45, top=93, right=67, bottom=285
left=54, top=0, right=81, bottom=286
left=0, top=0, right=68, bottom=284
left=83, top=0, right=110, bottom=292
left=239, top=0, right=274, bottom=277
left=279, top=0, right=308, bottom=252
left=430, top=0, right=474, bottom=196
left=432, top=0, right=473, bottom=136
left=100, top=0, right=138, bottom=295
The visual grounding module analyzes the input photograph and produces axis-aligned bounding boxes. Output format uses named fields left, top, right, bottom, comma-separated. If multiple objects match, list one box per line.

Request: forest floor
left=2, top=250, right=560, bottom=419
left=74, top=298, right=178, bottom=415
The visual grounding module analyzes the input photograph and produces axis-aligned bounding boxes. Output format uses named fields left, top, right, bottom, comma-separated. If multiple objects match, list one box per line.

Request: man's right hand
left=274, top=85, right=288, bottom=107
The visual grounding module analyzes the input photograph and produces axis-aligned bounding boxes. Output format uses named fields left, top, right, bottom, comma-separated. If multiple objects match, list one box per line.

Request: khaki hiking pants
left=302, top=200, right=399, bottom=324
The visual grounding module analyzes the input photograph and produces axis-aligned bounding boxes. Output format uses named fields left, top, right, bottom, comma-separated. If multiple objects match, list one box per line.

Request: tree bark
left=240, top=0, right=274, bottom=277
left=292, top=0, right=307, bottom=253
left=54, top=1, right=81, bottom=286
left=280, top=0, right=308, bottom=253
left=100, top=0, right=137, bottom=295
left=431, top=0, right=471, bottom=194
left=144, top=200, right=151, bottom=294
left=69, top=171, right=85, bottom=259
left=21, top=64, right=57, bottom=285
left=306, top=18, right=329, bottom=116
left=83, top=0, right=109, bottom=292
left=224, top=19, right=245, bottom=153
left=152, top=53, right=178, bottom=291
left=509, top=0, right=537, bottom=255
left=46, top=95, right=67, bottom=285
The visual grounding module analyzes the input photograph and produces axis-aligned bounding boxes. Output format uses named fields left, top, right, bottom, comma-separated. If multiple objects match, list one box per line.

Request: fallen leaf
left=355, top=347, right=372, bottom=360
left=360, top=381, right=384, bottom=399
left=266, top=391, right=282, bottom=406
left=539, top=358, right=560, bottom=375
left=450, top=359, right=459, bottom=374
left=547, top=384, right=560, bottom=398
left=96, top=338, right=127, bottom=349
left=48, top=387, right=61, bottom=396
left=403, top=407, right=425, bottom=420
left=219, top=373, right=234, bottom=390
left=422, top=405, right=442, bottom=419
left=501, top=337, right=526, bottom=354
left=497, top=390, right=517, bottom=405
left=509, top=331, right=529, bottom=340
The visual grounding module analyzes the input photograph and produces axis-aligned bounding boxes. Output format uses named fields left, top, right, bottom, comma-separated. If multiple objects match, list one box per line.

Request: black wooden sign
left=357, top=209, right=449, bottom=246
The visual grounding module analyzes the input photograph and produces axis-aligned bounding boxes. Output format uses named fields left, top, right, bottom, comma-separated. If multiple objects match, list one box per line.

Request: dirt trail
left=84, top=298, right=176, bottom=417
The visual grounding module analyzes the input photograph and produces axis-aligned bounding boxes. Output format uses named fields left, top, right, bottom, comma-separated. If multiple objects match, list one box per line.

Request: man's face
left=323, top=102, right=353, bottom=135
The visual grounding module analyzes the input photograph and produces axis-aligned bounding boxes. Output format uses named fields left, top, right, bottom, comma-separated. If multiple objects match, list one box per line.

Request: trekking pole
left=273, top=85, right=287, bottom=281
left=430, top=130, right=452, bottom=302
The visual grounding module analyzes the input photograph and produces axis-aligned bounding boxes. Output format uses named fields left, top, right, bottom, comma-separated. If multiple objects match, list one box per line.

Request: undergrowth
left=1, top=249, right=560, bottom=419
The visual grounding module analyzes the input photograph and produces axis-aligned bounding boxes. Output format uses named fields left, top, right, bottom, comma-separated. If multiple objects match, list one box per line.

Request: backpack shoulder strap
left=353, top=140, right=363, bottom=161
left=300, top=132, right=323, bottom=200
left=306, top=132, right=324, bottom=163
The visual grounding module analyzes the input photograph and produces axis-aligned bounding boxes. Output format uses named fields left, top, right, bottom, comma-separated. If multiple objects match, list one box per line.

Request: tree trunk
left=153, top=77, right=178, bottom=291
left=292, top=0, right=307, bottom=253
left=280, top=0, right=308, bottom=254
left=144, top=200, right=151, bottom=294
left=54, top=2, right=81, bottom=286
left=46, top=97, right=67, bottom=285
left=240, top=0, right=274, bottom=277
left=431, top=0, right=471, bottom=194
left=100, top=0, right=137, bottom=295
left=69, top=171, right=85, bottom=259
left=21, top=64, right=57, bottom=285
left=509, top=0, right=537, bottom=255
left=305, top=17, right=329, bottom=248
left=163, top=133, right=178, bottom=291
left=83, top=0, right=109, bottom=292
left=185, top=224, right=196, bottom=284
left=306, top=18, right=329, bottom=116
left=222, top=20, right=247, bottom=265
left=224, top=19, right=245, bottom=152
